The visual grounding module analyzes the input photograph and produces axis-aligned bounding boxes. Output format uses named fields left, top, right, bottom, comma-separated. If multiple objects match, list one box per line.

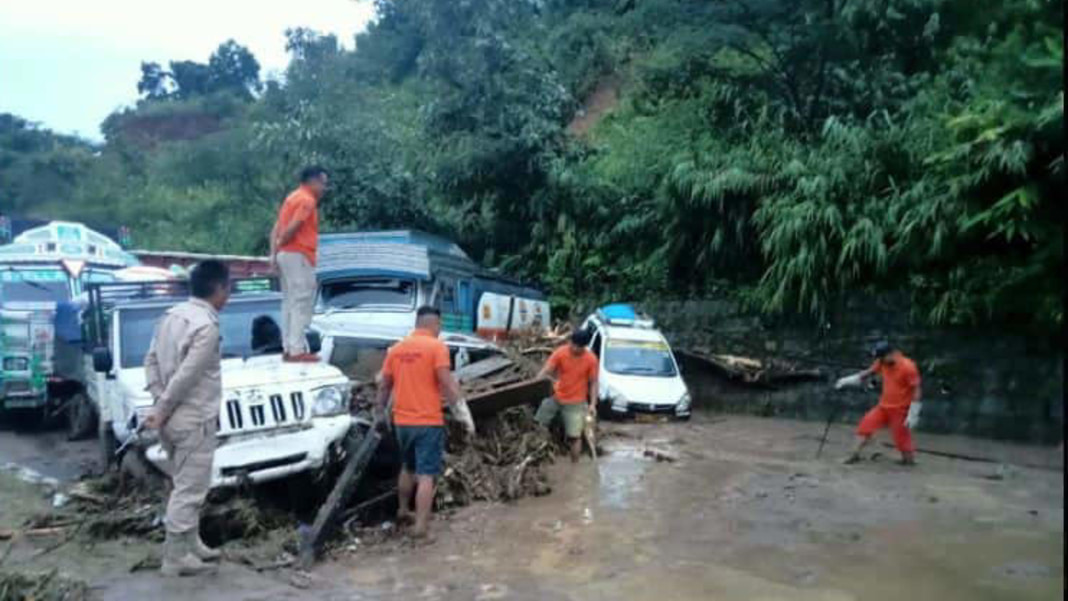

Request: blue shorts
left=395, top=425, right=446, bottom=476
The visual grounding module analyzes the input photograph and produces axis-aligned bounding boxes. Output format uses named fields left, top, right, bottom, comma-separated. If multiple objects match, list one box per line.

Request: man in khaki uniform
left=143, top=260, right=231, bottom=577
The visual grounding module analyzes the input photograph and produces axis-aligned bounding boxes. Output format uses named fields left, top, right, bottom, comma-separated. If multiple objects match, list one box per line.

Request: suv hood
left=221, top=355, right=347, bottom=388
left=119, top=355, right=347, bottom=401
left=602, top=372, right=688, bottom=405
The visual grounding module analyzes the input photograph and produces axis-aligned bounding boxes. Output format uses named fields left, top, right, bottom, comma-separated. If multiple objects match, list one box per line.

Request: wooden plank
left=299, top=427, right=382, bottom=569
left=467, top=377, right=552, bottom=417
left=455, top=355, right=514, bottom=383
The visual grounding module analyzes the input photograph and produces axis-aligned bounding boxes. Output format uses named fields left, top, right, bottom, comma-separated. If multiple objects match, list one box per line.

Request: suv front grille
left=220, top=390, right=311, bottom=435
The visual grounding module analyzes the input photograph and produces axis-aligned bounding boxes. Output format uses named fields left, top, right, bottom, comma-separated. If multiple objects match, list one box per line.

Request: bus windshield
left=0, top=269, right=70, bottom=302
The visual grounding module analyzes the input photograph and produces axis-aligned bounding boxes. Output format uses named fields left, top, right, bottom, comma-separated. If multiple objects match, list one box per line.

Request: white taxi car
left=581, top=304, right=691, bottom=420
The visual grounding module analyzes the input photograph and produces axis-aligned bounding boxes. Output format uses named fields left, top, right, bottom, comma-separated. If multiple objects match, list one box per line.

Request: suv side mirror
left=92, top=347, right=114, bottom=373
left=305, top=330, right=322, bottom=354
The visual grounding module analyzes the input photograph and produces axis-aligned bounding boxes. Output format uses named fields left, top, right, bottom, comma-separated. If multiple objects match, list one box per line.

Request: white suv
left=581, top=305, right=691, bottom=420
left=87, top=285, right=358, bottom=489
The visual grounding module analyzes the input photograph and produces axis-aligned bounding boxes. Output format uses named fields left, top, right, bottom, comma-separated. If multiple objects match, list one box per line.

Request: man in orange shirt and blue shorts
left=270, top=166, right=327, bottom=362
left=836, top=341, right=923, bottom=466
left=374, top=306, right=476, bottom=538
left=536, top=329, right=599, bottom=463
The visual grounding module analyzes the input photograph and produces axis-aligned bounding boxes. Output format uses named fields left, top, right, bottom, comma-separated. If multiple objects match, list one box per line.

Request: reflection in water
left=595, top=440, right=656, bottom=510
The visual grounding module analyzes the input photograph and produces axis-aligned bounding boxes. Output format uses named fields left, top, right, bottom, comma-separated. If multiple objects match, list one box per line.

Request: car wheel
left=66, top=391, right=97, bottom=441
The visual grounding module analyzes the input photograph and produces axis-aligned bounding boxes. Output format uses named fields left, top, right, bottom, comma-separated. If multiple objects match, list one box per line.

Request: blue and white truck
left=311, top=230, right=551, bottom=379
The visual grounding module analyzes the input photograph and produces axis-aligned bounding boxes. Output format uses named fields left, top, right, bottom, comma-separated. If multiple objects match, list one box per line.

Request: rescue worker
left=535, top=328, right=599, bottom=463
left=142, top=260, right=231, bottom=576
left=374, top=306, right=476, bottom=539
left=835, top=341, right=923, bottom=466
left=270, top=165, right=327, bottom=362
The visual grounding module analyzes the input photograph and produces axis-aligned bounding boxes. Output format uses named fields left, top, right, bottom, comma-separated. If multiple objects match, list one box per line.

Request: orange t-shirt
left=870, top=353, right=921, bottom=409
left=381, top=329, right=451, bottom=426
left=546, top=346, right=599, bottom=404
left=275, top=185, right=319, bottom=266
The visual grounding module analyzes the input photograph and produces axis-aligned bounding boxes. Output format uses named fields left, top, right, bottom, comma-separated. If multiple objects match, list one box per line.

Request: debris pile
left=678, top=349, right=825, bottom=387
left=437, top=406, right=561, bottom=507
left=0, top=569, right=89, bottom=601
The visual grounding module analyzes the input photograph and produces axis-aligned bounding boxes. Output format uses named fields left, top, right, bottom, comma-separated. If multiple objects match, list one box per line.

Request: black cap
left=571, top=328, right=592, bottom=347
left=871, top=340, right=892, bottom=358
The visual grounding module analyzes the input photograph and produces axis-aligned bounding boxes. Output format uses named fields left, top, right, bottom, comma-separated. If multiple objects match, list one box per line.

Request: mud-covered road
left=1, top=413, right=1062, bottom=600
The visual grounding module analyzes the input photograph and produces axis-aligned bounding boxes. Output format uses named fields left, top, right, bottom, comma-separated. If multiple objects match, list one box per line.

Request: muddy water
left=324, top=416, right=1063, bottom=601
left=3, top=414, right=1061, bottom=600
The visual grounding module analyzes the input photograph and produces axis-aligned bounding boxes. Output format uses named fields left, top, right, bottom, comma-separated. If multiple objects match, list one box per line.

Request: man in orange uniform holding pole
left=270, top=166, right=327, bottom=362
left=836, top=341, right=923, bottom=466
left=374, top=306, right=476, bottom=539
left=536, top=329, right=599, bottom=463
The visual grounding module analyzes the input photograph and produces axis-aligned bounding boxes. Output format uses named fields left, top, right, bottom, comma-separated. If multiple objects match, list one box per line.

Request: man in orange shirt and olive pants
left=375, top=306, right=475, bottom=538
left=270, top=166, right=327, bottom=362
left=536, top=329, right=599, bottom=463
left=836, top=341, right=923, bottom=466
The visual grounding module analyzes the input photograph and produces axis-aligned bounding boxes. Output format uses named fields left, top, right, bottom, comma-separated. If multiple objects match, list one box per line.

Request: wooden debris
left=678, top=349, right=824, bottom=387
left=299, top=427, right=382, bottom=569
left=437, top=407, right=562, bottom=508
left=642, top=447, right=679, bottom=463
left=455, top=355, right=514, bottom=383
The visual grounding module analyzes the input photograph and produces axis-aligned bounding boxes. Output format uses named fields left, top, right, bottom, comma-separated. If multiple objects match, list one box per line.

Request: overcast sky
left=0, top=0, right=376, bottom=141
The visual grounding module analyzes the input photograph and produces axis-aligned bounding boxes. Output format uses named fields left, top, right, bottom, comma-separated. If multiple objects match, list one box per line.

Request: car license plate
left=635, top=413, right=667, bottom=423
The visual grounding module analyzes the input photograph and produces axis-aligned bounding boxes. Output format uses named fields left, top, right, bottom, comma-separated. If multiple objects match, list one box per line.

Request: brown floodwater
left=3, top=413, right=1061, bottom=600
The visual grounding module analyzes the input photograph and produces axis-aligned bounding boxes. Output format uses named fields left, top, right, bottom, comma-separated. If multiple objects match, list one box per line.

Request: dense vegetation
left=1, top=0, right=1062, bottom=329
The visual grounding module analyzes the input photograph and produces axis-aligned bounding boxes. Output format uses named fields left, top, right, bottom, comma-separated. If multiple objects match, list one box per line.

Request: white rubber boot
left=192, top=531, right=221, bottom=562
left=161, top=531, right=218, bottom=577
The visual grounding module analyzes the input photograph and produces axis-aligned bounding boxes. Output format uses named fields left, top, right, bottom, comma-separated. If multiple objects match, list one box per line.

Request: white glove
left=835, top=374, right=863, bottom=390
left=905, top=402, right=922, bottom=430
left=450, top=398, right=476, bottom=436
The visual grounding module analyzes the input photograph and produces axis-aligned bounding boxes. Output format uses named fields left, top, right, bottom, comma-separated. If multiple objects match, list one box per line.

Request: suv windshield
left=321, top=278, right=414, bottom=310
left=604, top=338, right=677, bottom=377
left=120, top=299, right=283, bottom=368
left=0, top=269, right=70, bottom=302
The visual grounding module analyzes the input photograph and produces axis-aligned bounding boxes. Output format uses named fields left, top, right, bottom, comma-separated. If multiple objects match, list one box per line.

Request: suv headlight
left=312, top=384, right=351, bottom=417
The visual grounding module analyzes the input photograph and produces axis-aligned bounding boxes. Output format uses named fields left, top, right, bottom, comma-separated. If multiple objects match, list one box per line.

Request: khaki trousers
left=277, top=251, right=317, bottom=355
left=161, top=419, right=217, bottom=534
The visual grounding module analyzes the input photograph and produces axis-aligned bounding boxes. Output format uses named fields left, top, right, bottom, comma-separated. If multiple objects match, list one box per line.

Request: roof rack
left=596, top=304, right=655, bottom=329
left=84, top=277, right=278, bottom=347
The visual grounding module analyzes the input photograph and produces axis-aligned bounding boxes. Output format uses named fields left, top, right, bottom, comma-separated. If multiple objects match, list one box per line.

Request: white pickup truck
left=85, top=281, right=359, bottom=489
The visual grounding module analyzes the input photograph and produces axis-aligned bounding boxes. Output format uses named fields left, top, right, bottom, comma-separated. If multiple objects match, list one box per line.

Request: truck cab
left=86, top=280, right=358, bottom=489
left=312, top=230, right=547, bottom=376
left=582, top=304, right=692, bottom=420
left=0, top=221, right=136, bottom=432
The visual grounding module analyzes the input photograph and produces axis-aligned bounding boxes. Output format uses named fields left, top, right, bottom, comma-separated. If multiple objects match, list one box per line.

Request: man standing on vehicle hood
left=835, top=341, right=923, bottom=466
left=536, top=328, right=599, bottom=463
left=142, top=260, right=231, bottom=576
left=374, top=306, right=475, bottom=540
left=270, top=165, right=327, bottom=362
